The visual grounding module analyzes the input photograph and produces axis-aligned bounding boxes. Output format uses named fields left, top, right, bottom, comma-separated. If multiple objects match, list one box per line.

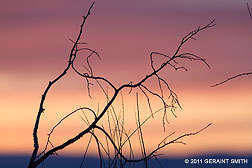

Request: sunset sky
left=0, top=0, right=252, bottom=159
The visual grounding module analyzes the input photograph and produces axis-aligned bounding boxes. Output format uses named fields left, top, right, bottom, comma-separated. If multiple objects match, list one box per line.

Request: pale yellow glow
left=1, top=76, right=251, bottom=157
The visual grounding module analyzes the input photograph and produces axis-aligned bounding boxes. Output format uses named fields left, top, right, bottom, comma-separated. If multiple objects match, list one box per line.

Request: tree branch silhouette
left=211, top=3, right=251, bottom=87
left=28, top=2, right=215, bottom=167
left=247, top=3, right=252, bottom=21
left=28, top=2, right=95, bottom=168
left=211, top=71, right=252, bottom=87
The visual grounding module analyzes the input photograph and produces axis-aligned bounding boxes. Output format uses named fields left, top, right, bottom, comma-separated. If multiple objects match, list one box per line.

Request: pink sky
left=0, top=0, right=252, bottom=157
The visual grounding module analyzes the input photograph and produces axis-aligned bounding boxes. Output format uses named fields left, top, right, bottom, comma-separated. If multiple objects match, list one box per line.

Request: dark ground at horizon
left=0, top=154, right=251, bottom=168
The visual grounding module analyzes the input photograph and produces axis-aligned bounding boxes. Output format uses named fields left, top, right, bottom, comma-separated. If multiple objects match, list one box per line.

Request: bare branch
left=72, top=58, right=117, bottom=91
left=145, top=123, right=212, bottom=160
left=123, top=22, right=214, bottom=88
left=89, top=131, right=103, bottom=168
left=79, top=134, right=93, bottom=168
left=28, top=2, right=95, bottom=168
left=139, top=86, right=154, bottom=117
left=173, top=19, right=215, bottom=57
left=96, top=123, right=212, bottom=164
left=135, top=93, right=147, bottom=165
left=68, top=38, right=88, bottom=45
left=117, top=20, right=215, bottom=129
left=247, top=3, right=252, bottom=21
left=211, top=71, right=252, bottom=87
left=38, top=107, right=96, bottom=157
left=29, top=2, right=215, bottom=166
left=176, top=52, right=210, bottom=68
left=158, top=132, right=176, bottom=148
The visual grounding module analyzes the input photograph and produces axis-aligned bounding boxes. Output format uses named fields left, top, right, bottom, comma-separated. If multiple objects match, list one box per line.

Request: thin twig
left=145, top=123, right=212, bottom=160
left=135, top=93, right=147, bottom=167
left=38, top=107, right=95, bottom=157
left=28, top=3, right=95, bottom=167
left=89, top=131, right=103, bottom=168
left=211, top=71, right=252, bottom=87
left=95, top=123, right=212, bottom=163
left=247, top=3, right=252, bottom=20
left=30, top=15, right=215, bottom=167
left=79, top=134, right=93, bottom=168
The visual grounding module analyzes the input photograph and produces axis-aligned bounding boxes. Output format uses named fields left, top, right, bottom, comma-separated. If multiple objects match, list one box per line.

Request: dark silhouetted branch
left=28, top=2, right=95, bottom=168
left=211, top=71, right=252, bottom=87
left=247, top=3, right=252, bottom=21
left=95, top=123, right=212, bottom=164
left=28, top=2, right=215, bottom=167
